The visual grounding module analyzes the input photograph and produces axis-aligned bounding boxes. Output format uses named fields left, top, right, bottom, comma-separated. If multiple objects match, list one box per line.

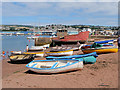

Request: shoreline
left=2, top=49, right=118, bottom=88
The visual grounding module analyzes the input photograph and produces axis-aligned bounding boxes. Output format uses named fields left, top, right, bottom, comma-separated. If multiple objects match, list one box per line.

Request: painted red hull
left=53, top=31, right=89, bottom=42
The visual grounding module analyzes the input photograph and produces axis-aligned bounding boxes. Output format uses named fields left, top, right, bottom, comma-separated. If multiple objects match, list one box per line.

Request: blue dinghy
left=26, top=59, right=83, bottom=74
left=46, top=52, right=98, bottom=60
left=94, top=39, right=114, bottom=44
left=46, top=52, right=98, bottom=64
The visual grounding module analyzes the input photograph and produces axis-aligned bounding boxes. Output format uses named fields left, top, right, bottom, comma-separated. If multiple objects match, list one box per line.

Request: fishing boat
left=9, top=54, right=34, bottom=62
left=53, top=31, right=90, bottom=45
left=81, top=43, right=118, bottom=54
left=23, top=51, right=44, bottom=57
left=46, top=52, right=97, bottom=64
left=26, top=59, right=83, bottom=74
left=46, top=49, right=73, bottom=56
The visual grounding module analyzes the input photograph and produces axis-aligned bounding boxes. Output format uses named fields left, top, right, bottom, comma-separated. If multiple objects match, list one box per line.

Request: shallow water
left=2, top=35, right=34, bottom=53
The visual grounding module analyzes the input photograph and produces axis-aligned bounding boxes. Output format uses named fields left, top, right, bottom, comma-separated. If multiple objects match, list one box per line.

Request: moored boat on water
left=26, top=59, right=83, bottom=74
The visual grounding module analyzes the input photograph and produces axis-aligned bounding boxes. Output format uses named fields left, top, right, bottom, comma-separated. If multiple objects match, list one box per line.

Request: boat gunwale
left=46, top=52, right=98, bottom=59
left=26, top=59, right=83, bottom=70
left=46, top=49, right=73, bottom=53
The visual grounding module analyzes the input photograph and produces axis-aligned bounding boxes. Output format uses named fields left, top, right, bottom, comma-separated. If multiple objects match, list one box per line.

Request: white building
left=81, top=28, right=92, bottom=33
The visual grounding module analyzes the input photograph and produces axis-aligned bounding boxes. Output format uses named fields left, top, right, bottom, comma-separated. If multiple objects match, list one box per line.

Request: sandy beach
left=2, top=48, right=118, bottom=88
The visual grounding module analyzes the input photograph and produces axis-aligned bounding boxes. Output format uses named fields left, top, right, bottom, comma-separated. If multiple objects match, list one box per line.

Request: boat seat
left=56, top=62, right=67, bottom=67
left=34, top=62, right=56, bottom=68
left=28, top=62, right=36, bottom=67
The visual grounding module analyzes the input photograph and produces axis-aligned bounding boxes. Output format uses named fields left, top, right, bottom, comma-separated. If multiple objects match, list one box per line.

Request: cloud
left=2, top=0, right=120, bottom=2
left=2, top=2, right=118, bottom=26
left=2, top=2, right=118, bottom=16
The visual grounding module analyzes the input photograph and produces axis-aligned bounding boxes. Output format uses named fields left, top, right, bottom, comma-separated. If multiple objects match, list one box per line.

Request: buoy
left=2, top=51, right=5, bottom=54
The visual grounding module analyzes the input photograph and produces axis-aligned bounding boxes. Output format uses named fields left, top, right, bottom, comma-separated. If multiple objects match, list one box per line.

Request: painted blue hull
left=26, top=59, right=83, bottom=73
left=46, top=52, right=98, bottom=60
left=83, top=44, right=113, bottom=47
left=94, top=39, right=114, bottom=44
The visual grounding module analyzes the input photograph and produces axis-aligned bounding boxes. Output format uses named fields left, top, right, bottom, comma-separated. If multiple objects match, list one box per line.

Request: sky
left=1, top=1, right=118, bottom=26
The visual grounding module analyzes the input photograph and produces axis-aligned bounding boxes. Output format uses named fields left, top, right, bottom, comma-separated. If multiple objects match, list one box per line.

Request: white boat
left=23, top=52, right=44, bottom=57
left=29, top=44, right=50, bottom=51
left=28, top=46, right=44, bottom=51
left=27, top=36, right=39, bottom=39
left=11, top=51, right=22, bottom=54
left=46, top=49, right=73, bottom=56
left=26, top=59, right=83, bottom=74
left=43, top=44, right=50, bottom=48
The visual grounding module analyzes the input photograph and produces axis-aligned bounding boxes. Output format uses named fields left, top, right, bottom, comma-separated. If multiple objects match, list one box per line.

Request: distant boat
left=26, top=59, right=83, bottom=74
left=10, top=51, right=22, bottom=54
left=81, top=43, right=118, bottom=54
left=27, top=36, right=39, bottom=39
left=46, top=49, right=73, bottom=56
left=9, top=54, right=35, bottom=62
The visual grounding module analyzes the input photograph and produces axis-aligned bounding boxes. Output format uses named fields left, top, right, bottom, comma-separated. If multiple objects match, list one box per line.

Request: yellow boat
left=23, top=52, right=44, bottom=57
left=82, top=45, right=118, bottom=54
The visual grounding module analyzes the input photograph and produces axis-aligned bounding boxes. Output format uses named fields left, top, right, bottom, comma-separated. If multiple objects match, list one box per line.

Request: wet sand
left=2, top=48, right=118, bottom=88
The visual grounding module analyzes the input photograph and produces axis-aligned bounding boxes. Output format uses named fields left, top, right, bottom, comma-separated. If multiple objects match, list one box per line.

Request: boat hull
left=26, top=59, right=83, bottom=74
left=82, top=48, right=118, bottom=54
left=23, top=52, right=44, bottom=57
left=46, top=49, right=73, bottom=56
left=9, top=54, right=34, bottom=63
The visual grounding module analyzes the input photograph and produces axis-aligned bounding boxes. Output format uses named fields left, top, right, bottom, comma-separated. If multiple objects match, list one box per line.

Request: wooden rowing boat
left=26, top=59, right=83, bottom=74
left=9, top=54, right=34, bottom=62
left=46, top=52, right=97, bottom=64
left=46, top=49, right=73, bottom=56
left=28, top=44, right=50, bottom=51
left=46, top=52, right=98, bottom=59
left=28, top=46, right=44, bottom=51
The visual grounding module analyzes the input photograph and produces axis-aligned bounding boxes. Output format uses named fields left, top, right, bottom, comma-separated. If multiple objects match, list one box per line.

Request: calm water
left=2, top=35, right=34, bottom=53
